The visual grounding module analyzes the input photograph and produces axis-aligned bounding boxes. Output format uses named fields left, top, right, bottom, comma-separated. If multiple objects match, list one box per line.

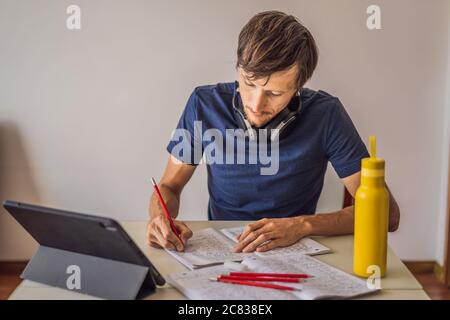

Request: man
left=147, top=11, right=400, bottom=253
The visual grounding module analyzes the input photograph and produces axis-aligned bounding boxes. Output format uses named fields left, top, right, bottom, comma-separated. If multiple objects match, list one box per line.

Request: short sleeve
left=166, top=90, right=203, bottom=165
left=324, top=98, right=369, bottom=178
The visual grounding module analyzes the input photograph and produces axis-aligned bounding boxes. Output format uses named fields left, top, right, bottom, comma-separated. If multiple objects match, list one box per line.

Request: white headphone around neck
left=231, top=83, right=303, bottom=142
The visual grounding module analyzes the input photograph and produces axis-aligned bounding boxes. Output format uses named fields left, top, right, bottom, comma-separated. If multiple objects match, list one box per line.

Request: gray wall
left=0, top=0, right=449, bottom=262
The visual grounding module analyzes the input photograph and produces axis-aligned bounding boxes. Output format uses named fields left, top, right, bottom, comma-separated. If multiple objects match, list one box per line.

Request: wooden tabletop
left=9, top=220, right=429, bottom=300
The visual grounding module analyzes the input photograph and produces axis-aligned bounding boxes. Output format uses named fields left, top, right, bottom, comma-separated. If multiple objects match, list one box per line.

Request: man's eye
left=268, top=92, right=282, bottom=97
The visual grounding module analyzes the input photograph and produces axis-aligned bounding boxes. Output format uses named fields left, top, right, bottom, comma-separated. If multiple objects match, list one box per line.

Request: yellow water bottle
left=353, top=135, right=389, bottom=278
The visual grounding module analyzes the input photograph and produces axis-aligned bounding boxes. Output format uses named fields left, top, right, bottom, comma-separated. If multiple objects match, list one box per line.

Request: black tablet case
left=3, top=200, right=164, bottom=300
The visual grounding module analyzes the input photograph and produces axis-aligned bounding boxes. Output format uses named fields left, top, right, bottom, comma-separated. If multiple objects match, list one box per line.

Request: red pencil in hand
left=151, top=177, right=183, bottom=243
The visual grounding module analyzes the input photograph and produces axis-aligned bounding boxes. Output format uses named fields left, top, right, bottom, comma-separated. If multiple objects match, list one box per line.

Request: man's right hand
left=147, top=214, right=193, bottom=252
left=148, top=155, right=197, bottom=251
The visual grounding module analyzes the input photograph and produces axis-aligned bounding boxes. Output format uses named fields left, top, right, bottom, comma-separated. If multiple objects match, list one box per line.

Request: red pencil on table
left=151, top=177, right=183, bottom=243
left=218, top=275, right=301, bottom=283
left=229, top=272, right=312, bottom=279
left=210, top=277, right=301, bottom=292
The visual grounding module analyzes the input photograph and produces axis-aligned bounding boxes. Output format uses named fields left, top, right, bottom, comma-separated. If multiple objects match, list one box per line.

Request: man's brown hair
left=236, top=11, right=318, bottom=89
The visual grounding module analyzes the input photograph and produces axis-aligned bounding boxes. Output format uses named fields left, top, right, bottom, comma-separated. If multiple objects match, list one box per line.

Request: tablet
left=3, top=200, right=165, bottom=286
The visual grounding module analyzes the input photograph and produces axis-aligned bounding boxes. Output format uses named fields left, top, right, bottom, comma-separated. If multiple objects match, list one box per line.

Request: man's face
left=237, top=65, right=299, bottom=128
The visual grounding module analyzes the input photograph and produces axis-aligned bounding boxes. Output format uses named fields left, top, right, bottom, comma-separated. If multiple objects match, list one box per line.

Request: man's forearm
left=149, top=184, right=181, bottom=219
left=298, top=206, right=355, bottom=237
left=298, top=194, right=400, bottom=237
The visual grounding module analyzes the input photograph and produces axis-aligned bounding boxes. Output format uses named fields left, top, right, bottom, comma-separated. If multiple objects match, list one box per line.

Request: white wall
left=436, top=2, right=450, bottom=266
left=0, top=0, right=449, bottom=261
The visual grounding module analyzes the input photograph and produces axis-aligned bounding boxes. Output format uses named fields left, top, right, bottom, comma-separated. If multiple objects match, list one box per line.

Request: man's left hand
left=233, top=217, right=311, bottom=253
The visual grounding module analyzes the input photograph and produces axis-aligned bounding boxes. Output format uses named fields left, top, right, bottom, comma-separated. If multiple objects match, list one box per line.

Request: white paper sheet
left=165, top=228, right=247, bottom=270
left=242, top=255, right=376, bottom=299
left=166, top=265, right=297, bottom=300
left=167, top=255, right=376, bottom=300
left=220, top=226, right=331, bottom=257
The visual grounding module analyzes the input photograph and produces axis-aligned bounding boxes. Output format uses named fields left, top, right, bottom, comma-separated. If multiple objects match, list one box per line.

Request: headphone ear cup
left=268, top=113, right=299, bottom=142
left=263, top=108, right=290, bottom=131
left=270, top=114, right=298, bottom=141
left=273, top=93, right=303, bottom=141
left=264, top=93, right=302, bottom=141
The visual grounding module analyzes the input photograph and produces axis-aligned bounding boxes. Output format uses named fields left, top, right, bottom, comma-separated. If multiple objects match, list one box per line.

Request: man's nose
left=248, top=91, right=265, bottom=113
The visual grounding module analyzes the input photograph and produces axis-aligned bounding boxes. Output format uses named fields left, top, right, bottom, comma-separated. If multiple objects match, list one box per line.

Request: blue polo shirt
left=167, top=82, right=369, bottom=220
